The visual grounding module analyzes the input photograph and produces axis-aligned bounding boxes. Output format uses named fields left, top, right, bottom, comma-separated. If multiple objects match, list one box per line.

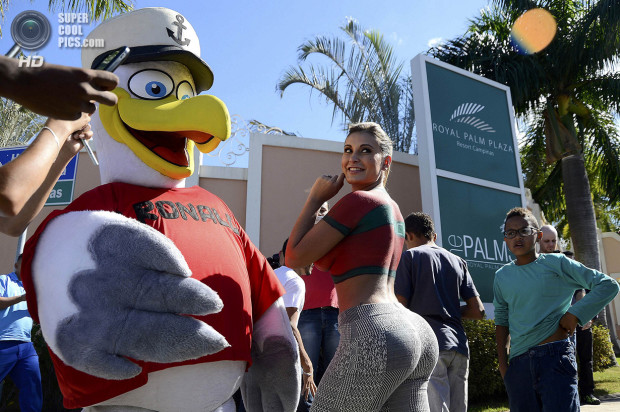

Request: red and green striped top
left=316, top=189, right=405, bottom=284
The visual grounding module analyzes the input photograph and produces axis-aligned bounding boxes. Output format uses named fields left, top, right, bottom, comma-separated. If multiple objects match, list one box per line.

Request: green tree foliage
left=278, top=18, right=415, bottom=153
left=0, top=0, right=133, bottom=35
left=46, top=0, right=133, bottom=21
left=429, top=0, right=620, bottom=277
left=0, top=97, right=45, bottom=148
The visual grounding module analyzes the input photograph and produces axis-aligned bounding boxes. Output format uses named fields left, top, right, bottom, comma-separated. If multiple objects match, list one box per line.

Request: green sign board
left=412, top=55, right=525, bottom=305
left=426, top=63, right=519, bottom=187
left=0, top=146, right=78, bottom=206
left=45, top=179, right=75, bottom=206
left=437, top=178, right=520, bottom=301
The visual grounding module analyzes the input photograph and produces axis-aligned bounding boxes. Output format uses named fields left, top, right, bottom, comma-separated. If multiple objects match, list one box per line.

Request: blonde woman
left=286, top=122, right=438, bottom=411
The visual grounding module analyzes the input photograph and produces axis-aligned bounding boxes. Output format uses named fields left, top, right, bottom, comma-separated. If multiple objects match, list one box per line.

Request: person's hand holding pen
left=60, top=120, right=94, bottom=164
left=44, top=114, right=93, bottom=162
left=79, top=129, right=98, bottom=165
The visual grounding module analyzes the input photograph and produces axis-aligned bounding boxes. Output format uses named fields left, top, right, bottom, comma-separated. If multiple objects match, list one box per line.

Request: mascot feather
left=20, top=7, right=300, bottom=412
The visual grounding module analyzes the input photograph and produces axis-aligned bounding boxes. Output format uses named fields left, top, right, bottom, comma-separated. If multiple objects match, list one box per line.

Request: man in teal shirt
left=494, top=208, right=619, bottom=412
left=0, top=255, right=42, bottom=411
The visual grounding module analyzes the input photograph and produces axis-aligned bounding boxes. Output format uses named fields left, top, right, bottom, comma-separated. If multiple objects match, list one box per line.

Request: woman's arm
left=287, top=309, right=317, bottom=400
left=0, top=115, right=93, bottom=235
left=286, top=174, right=345, bottom=268
left=0, top=114, right=91, bottom=219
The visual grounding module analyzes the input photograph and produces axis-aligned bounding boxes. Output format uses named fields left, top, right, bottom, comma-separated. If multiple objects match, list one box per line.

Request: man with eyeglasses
left=493, top=207, right=619, bottom=412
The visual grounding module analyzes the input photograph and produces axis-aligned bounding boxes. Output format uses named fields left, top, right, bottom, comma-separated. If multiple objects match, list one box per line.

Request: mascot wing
left=31, top=210, right=229, bottom=379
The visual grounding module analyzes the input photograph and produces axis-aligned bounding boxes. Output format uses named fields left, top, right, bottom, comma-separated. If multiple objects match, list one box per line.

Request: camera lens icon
left=11, top=10, right=51, bottom=50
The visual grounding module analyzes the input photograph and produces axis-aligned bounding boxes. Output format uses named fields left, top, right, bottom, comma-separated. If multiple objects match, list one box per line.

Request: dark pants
left=0, top=341, right=42, bottom=412
left=296, top=307, right=340, bottom=412
left=576, top=326, right=595, bottom=397
left=233, top=388, right=245, bottom=412
left=504, top=338, right=579, bottom=412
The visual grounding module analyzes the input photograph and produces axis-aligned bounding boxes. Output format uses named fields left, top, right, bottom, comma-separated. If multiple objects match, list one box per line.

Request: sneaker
left=581, top=394, right=601, bottom=405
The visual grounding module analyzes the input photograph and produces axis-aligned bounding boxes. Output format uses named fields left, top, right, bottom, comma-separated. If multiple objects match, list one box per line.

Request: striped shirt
left=316, top=189, right=405, bottom=284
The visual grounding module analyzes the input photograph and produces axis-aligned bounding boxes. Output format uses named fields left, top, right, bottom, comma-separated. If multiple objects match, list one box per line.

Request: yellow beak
left=99, top=88, right=231, bottom=179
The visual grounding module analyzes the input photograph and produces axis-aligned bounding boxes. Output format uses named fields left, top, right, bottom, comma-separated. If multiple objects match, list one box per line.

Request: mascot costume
left=20, top=8, right=300, bottom=412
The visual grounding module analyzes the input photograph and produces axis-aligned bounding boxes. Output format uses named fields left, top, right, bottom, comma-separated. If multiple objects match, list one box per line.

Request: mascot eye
left=128, top=69, right=174, bottom=100
left=176, top=81, right=195, bottom=100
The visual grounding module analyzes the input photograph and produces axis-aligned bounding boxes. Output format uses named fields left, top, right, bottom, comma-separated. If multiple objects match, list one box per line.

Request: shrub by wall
left=591, top=324, right=617, bottom=372
left=463, top=319, right=506, bottom=401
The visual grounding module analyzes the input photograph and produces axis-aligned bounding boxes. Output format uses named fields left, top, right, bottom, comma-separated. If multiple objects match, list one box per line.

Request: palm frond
left=493, top=0, right=544, bottom=13
left=277, top=65, right=351, bottom=125
left=0, top=0, right=8, bottom=36
left=573, top=0, right=620, bottom=74
left=0, top=98, right=45, bottom=147
left=278, top=18, right=415, bottom=150
left=581, top=111, right=620, bottom=203
left=47, top=0, right=134, bottom=22
left=577, top=73, right=620, bottom=115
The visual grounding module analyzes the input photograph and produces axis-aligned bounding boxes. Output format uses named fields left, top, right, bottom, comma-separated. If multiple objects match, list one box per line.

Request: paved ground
left=580, top=393, right=620, bottom=411
left=497, top=393, right=620, bottom=411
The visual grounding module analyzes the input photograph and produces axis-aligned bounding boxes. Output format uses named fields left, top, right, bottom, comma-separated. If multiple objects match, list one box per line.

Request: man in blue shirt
left=0, top=255, right=42, bottom=411
left=395, top=212, right=485, bottom=412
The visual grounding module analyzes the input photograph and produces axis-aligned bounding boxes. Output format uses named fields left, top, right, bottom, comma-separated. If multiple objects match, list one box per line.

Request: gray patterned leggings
left=310, top=302, right=438, bottom=412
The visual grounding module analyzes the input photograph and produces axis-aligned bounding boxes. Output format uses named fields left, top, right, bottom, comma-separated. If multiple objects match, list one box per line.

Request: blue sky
left=1, top=0, right=490, bottom=144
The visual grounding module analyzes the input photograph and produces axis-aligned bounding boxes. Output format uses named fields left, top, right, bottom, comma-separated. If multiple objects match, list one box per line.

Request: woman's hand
left=302, top=371, right=317, bottom=401
left=45, top=112, right=92, bottom=147
left=62, top=122, right=93, bottom=159
left=309, top=173, right=345, bottom=204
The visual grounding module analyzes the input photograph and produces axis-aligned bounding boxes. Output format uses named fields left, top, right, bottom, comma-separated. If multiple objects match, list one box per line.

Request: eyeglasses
left=503, top=227, right=539, bottom=239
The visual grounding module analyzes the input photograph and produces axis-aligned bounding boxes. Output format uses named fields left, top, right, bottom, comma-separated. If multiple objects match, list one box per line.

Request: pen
left=81, top=138, right=99, bottom=166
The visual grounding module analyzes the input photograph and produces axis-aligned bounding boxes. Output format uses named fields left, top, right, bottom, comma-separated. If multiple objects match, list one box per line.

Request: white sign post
left=411, top=54, right=526, bottom=303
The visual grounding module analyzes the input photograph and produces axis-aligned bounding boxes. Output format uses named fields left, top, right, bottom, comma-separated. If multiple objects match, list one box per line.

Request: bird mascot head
left=82, top=7, right=231, bottom=187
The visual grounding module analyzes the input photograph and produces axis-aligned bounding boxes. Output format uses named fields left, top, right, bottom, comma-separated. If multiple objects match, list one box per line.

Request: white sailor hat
left=81, top=7, right=214, bottom=91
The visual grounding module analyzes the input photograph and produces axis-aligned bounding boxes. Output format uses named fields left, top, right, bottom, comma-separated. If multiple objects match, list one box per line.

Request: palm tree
left=0, top=0, right=133, bottom=32
left=0, top=97, right=45, bottom=147
left=430, top=0, right=620, bottom=278
left=277, top=18, right=416, bottom=153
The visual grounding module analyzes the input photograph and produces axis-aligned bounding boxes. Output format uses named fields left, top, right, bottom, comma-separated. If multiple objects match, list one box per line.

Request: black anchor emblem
left=166, top=14, right=191, bottom=46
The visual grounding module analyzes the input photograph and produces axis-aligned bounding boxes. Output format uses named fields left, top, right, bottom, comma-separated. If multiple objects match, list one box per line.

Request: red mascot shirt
left=21, top=182, right=284, bottom=408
